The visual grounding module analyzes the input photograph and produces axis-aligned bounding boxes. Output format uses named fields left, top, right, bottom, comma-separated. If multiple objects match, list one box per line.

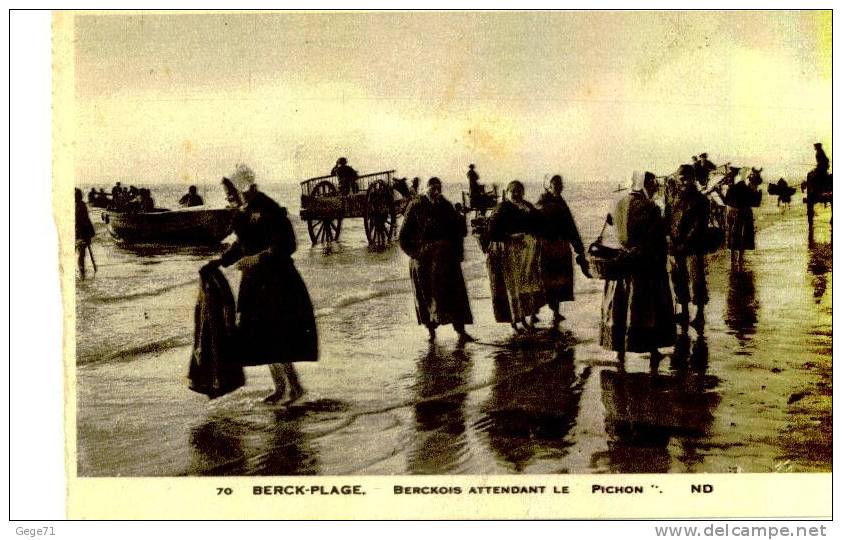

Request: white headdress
left=229, top=163, right=256, bottom=192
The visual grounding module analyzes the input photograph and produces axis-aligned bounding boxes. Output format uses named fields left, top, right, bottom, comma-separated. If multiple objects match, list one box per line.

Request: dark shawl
left=536, top=192, right=584, bottom=254
left=188, top=267, right=245, bottom=398
left=399, top=195, right=473, bottom=326
left=667, top=185, right=710, bottom=255
left=601, top=191, right=675, bottom=352
left=220, top=191, right=318, bottom=365
left=75, top=199, right=95, bottom=242
left=486, top=200, right=541, bottom=242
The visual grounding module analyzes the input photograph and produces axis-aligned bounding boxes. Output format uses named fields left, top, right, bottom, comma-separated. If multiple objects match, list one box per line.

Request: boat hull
left=102, top=208, right=236, bottom=245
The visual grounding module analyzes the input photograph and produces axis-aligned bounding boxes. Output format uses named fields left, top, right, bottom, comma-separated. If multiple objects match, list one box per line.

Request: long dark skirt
left=600, top=268, right=675, bottom=353
left=236, top=259, right=318, bottom=365
left=725, top=207, right=755, bottom=251
left=540, top=238, right=574, bottom=305
left=409, top=240, right=473, bottom=327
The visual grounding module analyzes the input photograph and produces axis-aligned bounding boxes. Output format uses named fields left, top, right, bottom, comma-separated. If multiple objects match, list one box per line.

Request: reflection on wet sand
left=187, top=408, right=319, bottom=475
left=480, top=346, right=589, bottom=472
left=408, top=344, right=472, bottom=474
left=807, top=228, right=832, bottom=304
left=596, top=333, right=720, bottom=473
left=724, top=265, right=758, bottom=345
left=115, top=242, right=227, bottom=259
left=186, top=417, right=246, bottom=476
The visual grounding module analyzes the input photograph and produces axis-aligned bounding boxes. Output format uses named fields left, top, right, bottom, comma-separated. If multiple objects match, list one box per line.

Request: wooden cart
left=459, top=186, right=500, bottom=248
left=299, top=169, right=409, bottom=247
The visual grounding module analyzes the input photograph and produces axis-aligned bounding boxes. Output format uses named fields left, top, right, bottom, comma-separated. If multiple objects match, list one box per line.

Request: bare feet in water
left=689, top=312, right=705, bottom=330
left=281, top=389, right=306, bottom=407
left=262, top=391, right=286, bottom=404
left=457, top=331, right=476, bottom=343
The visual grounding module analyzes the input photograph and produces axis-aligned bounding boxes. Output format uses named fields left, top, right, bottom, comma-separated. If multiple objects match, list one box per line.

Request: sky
left=69, top=11, right=832, bottom=188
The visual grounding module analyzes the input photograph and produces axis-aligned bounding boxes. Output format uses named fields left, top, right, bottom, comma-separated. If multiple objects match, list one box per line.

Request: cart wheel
left=364, top=180, right=396, bottom=248
left=307, top=217, right=343, bottom=245
left=306, top=180, right=342, bottom=245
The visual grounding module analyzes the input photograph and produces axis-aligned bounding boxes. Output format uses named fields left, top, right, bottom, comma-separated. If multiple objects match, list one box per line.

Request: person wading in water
left=202, top=167, right=318, bottom=404
left=399, top=177, right=475, bottom=343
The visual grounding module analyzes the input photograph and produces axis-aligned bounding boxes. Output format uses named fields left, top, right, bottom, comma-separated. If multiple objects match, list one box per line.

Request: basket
left=586, top=242, right=634, bottom=281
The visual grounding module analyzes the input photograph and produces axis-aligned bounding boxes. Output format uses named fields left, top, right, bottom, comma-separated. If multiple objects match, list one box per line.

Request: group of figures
left=76, top=143, right=830, bottom=405
left=88, top=181, right=156, bottom=212
left=398, top=174, right=591, bottom=340
left=89, top=182, right=205, bottom=211
left=397, top=142, right=829, bottom=369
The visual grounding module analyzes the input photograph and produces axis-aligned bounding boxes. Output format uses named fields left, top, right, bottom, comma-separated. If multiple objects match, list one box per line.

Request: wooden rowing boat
left=101, top=207, right=236, bottom=245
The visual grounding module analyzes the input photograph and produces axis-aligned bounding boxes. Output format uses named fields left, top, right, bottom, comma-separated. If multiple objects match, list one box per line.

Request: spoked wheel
left=306, top=180, right=343, bottom=245
left=307, top=217, right=342, bottom=245
left=364, top=180, right=396, bottom=248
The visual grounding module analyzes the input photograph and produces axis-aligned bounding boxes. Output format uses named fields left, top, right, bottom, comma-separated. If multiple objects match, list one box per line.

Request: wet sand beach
left=75, top=196, right=831, bottom=476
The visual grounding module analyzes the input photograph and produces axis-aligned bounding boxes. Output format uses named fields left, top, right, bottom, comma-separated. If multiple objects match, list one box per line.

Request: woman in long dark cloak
left=725, top=169, right=762, bottom=267
left=203, top=173, right=318, bottom=404
left=600, top=172, right=675, bottom=364
left=536, top=175, right=590, bottom=326
left=75, top=188, right=95, bottom=279
left=486, top=180, right=545, bottom=333
left=399, top=177, right=474, bottom=342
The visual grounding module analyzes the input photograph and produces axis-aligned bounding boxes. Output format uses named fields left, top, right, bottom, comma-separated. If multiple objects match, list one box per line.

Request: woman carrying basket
left=598, top=172, right=675, bottom=365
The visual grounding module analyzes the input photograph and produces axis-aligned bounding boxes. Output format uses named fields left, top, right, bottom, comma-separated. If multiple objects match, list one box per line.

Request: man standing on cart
left=467, top=164, right=493, bottom=215
left=332, top=157, right=359, bottom=195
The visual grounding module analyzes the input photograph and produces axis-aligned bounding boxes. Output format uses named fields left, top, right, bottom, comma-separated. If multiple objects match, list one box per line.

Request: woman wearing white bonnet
left=599, top=171, right=675, bottom=365
left=204, top=164, right=319, bottom=404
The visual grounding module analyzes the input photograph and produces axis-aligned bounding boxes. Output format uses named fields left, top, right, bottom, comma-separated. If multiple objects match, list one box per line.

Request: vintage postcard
left=55, top=10, right=832, bottom=519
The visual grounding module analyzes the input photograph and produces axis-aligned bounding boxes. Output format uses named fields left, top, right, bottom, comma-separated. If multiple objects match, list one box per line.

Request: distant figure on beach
left=467, top=164, right=494, bottom=215
left=486, top=180, right=545, bottom=333
left=600, top=172, right=675, bottom=365
left=332, top=157, right=359, bottom=195
left=815, top=142, right=830, bottom=174
left=695, top=152, right=717, bottom=188
left=123, top=187, right=153, bottom=213
left=769, top=178, right=796, bottom=209
left=75, top=188, right=95, bottom=280
left=724, top=168, right=762, bottom=266
left=179, top=185, right=204, bottom=207
left=392, top=177, right=412, bottom=199
left=139, top=188, right=155, bottom=212
left=399, top=177, right=474, bottom=343
left=110, top=182, right=124, bottom=210
left=467, top=164, right=483, bottom=195
left=666, top=165, right=710, bottom=328
left=221, top=177, right=243, bottom=208
left=805, top=143, right=832, bottom=229
left=536, top=175, right=590, bottom=327
left=409, top=177, right=421, bottom=197
left=87, top=188, right=97, bottom=205
left=202, top=173, right=318, bottom=405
